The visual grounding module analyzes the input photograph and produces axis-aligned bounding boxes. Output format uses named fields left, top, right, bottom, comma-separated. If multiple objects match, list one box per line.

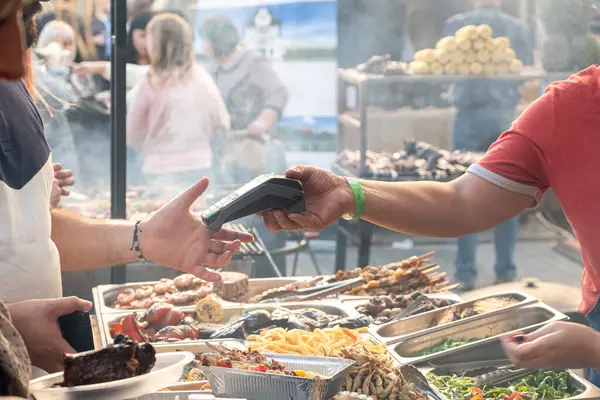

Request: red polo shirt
left=468, top=66, right=600, bottom=315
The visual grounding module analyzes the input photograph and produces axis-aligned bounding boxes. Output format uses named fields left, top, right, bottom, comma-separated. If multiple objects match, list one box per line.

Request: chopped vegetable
left=252, top=365, right=268, bottom=373
left=428, top=370, right=583, bottom=400
left=417, top=338, right=482, bottom=356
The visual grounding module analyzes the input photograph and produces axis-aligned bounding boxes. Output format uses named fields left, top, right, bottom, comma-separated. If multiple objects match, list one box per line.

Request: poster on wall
left=194, top=0, right=337, bottom=140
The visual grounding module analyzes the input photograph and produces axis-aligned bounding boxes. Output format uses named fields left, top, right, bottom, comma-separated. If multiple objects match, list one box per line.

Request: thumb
left=53, top=163, right=63, bottom=172
left=173, top=177, right=209, bottom=209
left=285, top=165, right=310, bottom=180
left=49, top=296, right=93, bottom=318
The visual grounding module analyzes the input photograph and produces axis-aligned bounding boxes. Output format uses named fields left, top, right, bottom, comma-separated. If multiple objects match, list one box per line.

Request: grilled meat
left=62, top=334, right=156, bottom=387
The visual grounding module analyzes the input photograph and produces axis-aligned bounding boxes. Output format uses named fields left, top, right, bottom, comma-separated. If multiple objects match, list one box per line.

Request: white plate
left=30, top=351, right=194, bottom=400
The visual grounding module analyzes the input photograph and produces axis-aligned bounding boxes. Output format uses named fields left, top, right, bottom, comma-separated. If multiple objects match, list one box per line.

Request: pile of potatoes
left=410, top=24, right=525, bottom=76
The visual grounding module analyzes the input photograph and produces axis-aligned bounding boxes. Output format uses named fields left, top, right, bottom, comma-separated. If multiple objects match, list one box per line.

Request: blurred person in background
left=0, top=0, right=253, bottom=376
left=32, top=20, right=81, bottom=182
left=128, top=10, right=154, bottom=65
left=127, top=13, right=230, bottom=195
left=200, top=14, right=290, bottom=278
left=153, top=0, right=192, bottom=23
left=74, top=11, right=155, bottom=90
left=443, top=0, right=533, bottom=291
left=199, top=14, right=289, bottom=183
left=90, top=0, right=111, bottom=61
left=36, top=0, right=97, bottom=62
left=128, top=0, right=155, bottom=25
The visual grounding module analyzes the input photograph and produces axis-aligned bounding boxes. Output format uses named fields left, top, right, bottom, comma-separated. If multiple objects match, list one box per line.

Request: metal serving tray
left=420, top=361, right=600, bottom=400
left=343, top=293, right=462, bottom=327
left=388, top=303, right=567, bottom=366
left=202, top=353, right=355, bottom=400
left=94, top=277, right=309, bottom=314
left=340, top=292, right=463, bottom=304
left=98, top=302, right=355, bottom=348
left=373, top=292, right=537, bottom=344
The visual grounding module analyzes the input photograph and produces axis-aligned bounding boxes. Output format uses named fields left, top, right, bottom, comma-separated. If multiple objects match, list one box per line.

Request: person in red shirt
left=260, top=66, right=600, bottom=382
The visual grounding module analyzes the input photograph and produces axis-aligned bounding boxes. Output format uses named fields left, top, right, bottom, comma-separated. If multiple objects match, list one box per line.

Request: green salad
left=428, top=370, right=582, bottom=400
left=416, top=338, right=481, bottom=356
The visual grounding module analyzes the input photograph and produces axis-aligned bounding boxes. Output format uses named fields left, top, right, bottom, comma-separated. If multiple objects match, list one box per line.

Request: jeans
left=586, top=298, right=600, bottom=386
left=452, top=105, right=519, bottom=286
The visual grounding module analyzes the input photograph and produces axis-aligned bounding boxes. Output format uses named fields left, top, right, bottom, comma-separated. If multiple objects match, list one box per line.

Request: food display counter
left=44, top=252, right=599, bottom=400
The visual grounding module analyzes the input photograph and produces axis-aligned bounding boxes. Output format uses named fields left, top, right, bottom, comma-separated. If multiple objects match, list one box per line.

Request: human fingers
left=54, top=169, right=73, bottom=179
left=273, top=210, right=300, bottom=231
left=53, top=163, right=63, bottom=172
left=61, top=188, right=71, bottom=197
left=211, top=228, right=253, bottom=243
left=209, top=240, right=240, bottom=255
left=202, top=251, right=234, bottom=269
left=188, top=265, right=223, bottom=282
left=259, top=211, right=283, bottom=232
left=48, top=296, right=93, bottom=318
left=502, top=332, right=561, bottom=369
left=288, top=213, right=323, bottom=230
left=58, top=176, right=75, bottom=188
left=521, top=322, right=563, bottom=342
left=170, top=177, right=209, bottom=209
left=285, top=165, right=319, bottom=181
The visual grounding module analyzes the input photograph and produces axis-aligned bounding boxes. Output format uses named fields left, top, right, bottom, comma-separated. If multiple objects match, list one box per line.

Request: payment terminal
left=200, top=174, right=305, bottom=232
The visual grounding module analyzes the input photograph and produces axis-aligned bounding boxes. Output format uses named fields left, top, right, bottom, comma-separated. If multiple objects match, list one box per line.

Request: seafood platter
left=83, top=252, right=600, bottom=400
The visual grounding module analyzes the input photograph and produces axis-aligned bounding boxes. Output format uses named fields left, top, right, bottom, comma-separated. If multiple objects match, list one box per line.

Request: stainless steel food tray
left=419, top=361, right=600, bottom=400
left=388, top=302, right=567, bottom=365
left=343, top=293, right=462, bottom=328
left=340, top=292, right=463, bottom=304
left=98, top=302, right=356, bottom=348
left=94, top=277, right=310, bottom=314
left=202, top=353, right=355, bottom=400
left=372, top=291, right=538, bottom=344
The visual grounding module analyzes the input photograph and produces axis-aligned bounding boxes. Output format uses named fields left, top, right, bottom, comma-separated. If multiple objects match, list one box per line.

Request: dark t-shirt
left=0, top=80, right=62, bottom=302
left=0, top=81, right=49, bottom=189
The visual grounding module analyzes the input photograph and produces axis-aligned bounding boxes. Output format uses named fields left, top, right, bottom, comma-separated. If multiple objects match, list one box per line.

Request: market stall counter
left=47, top=252, right=600, bottom=399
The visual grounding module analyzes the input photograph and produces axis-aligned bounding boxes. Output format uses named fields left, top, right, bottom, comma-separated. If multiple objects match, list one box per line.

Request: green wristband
left=343, top=177, right=366, bottom=220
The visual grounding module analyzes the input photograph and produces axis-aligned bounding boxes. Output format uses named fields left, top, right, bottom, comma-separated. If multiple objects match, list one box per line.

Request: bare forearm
left=51, top=210, right=138, bottom=271
left=256, top=108, right=279, bottom=129
left=356, top=176, right=529, bottom=237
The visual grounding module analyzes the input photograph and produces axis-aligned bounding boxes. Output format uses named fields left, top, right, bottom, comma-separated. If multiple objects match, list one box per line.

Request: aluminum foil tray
left=373, top=291, right=538, bottom=344
left=420, top=362, right=600, bottom=400
left=389, top=303, right=567, bottom=365
left=202, top=353, right=355, bottom=400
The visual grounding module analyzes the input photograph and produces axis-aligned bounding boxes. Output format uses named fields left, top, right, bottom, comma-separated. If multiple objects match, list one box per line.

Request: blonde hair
left=53, top=1, right=97, bottom=60
left=37, top=20, right=76, bottom=49
left=146, top=13, right=194, bottom=84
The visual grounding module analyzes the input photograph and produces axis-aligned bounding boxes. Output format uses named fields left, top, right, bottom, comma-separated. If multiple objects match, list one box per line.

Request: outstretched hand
left=259, top=166, right=354, bottom=232
left=141, top=177, right=254, bottom=281
left=501, top=321, right=600, bottom=370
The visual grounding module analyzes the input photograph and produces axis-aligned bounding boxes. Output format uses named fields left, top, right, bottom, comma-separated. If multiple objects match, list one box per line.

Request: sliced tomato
left=252, top=365, right=268, bottom=373
left=507, top=392, right=524, bottom=400
left=470, top=394, right=483, bottom=400
left=470, top=387, right=483, bottom=395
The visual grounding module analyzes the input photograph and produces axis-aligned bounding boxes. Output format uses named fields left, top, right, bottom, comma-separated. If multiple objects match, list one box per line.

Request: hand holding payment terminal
left=200, top=174, right=306, bottom=232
